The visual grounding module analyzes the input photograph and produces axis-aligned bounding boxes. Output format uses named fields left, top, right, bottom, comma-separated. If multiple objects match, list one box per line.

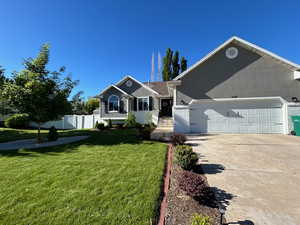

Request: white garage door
left=190, top=99, right=284, bottom=134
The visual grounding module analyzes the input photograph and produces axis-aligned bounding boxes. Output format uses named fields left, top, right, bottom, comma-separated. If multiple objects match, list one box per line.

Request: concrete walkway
left=187, top=134, right=300, bottom=225
left=0, top=136, right=89, bottom=151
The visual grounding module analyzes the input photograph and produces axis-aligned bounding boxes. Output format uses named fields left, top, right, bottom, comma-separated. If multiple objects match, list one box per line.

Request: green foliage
left=172, top=51, right=180, bottom=79
left=175, top=145, right=198, bottom=170
left=0, top=66, right=6, bottom=87
left=162, top=48, right=173, bottom=81
left=190, top=214, right=211, bottom=225
left=96, top=122, right=105, bottom=130
left=162, top=49, right=188, bottom=81
left=124, top=112, right=137, bottom=128
left=47, top=126, right=59, bottom=141
left=139, top=125, right=153, bottom=140
left=0, top=44, right=77, bottom=141
left=85, top=98, right=99, bottom=114
left=71, top=91, right=86, bottom=115
left=4, top=114, right=29, bottom=128
left=95, top=121, right=99, bottom=129
left=180, top=56, right=187, bottom=73
left=108, top=119, right=112, bottom=128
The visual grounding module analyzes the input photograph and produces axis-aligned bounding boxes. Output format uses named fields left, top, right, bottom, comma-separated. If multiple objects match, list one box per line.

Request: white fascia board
left=116, top=75, right=160, bottom=95
left=190, top=96, right=287, bottom=104
left=173, top=37, right=236, bottom=80
left=173, top=36, right=300, bottom=81
left=99, top=84, right=131, bottom=97
left=294, top=71, right=300, bottom=80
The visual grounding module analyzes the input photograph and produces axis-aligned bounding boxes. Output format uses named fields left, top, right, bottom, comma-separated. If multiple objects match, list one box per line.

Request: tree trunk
left=37, top=122, right=42, bottom=143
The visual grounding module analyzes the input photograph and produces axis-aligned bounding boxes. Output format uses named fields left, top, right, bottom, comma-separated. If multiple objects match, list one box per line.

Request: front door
left=161, top=99, right=173, bottom=117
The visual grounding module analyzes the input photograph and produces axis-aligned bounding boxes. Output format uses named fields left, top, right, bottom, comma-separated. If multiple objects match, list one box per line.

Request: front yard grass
left=0, top=129, right=167, bottom=225
left=0, top=127, right=92, bottom=143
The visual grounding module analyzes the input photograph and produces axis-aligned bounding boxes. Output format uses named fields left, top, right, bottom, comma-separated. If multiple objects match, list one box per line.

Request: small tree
left=1, top=44, right=77, bottom=142
left=85, top=98, right=99, bottom=114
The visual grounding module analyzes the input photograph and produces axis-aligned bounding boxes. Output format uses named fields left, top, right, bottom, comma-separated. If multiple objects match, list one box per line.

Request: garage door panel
left=190, top=100, right=283, bottom=134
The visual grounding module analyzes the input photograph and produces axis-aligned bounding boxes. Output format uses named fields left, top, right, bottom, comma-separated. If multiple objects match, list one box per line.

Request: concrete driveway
left=188, top=134, right=300, bottom=225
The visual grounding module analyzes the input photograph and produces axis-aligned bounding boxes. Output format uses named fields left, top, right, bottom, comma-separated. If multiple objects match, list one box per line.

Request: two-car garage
left=174, top=97, right=286, bottom=134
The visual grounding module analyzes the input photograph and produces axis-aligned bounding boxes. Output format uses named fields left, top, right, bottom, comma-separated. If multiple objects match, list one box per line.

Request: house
left=96, top=75, right=174, bottom=125
left=97, top=36, right=300, bottom=134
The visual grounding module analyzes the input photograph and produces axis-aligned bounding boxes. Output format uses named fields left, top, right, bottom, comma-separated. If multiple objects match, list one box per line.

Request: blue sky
left=1, top=0, right=300, bottom=98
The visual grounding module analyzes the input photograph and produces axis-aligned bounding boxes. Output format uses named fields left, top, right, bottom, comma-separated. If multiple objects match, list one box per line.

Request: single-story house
left=96, top=36, right=300, bottom=134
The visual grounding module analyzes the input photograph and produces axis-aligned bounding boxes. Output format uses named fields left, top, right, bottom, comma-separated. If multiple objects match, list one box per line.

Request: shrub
left=139, top=126, right=152, bottom=140
left=47, top=126, right=59, bottom=141
left=124, top=112, right=137, bottom=128
left=108, top=119, right=112, bottom=128
left=170, top=133, right=187, bottom=145
left=4, top=114, right=29, bottom=128
left=178, top=170, right=209, bottom=199
left=96, top=122, right=105, bottom=130
left=190, top=214, right=211, bottom=225
left=95, top=121, right=99, bottom=129
left=135, top=122, right=143, bottom=129
left=175, top=145, right=198, bottom=170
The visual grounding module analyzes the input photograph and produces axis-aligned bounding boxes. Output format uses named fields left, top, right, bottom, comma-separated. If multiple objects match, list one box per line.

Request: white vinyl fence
left=30, top=111, right=159, bottom=130
left=30, top=115, right=104, bottom=130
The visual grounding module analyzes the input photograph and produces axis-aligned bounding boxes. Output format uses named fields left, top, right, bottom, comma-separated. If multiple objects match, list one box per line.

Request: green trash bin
left=291, top=116, right=300, bottom=136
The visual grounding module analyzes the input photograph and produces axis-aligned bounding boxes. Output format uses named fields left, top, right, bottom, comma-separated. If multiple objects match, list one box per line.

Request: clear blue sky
left=1, top=0, right=300, bottom=98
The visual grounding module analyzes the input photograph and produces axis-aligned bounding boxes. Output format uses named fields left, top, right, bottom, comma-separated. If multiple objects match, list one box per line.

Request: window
left=138, top=97, right=149, bottom=111
left=108, top=95, right=119, bottom=112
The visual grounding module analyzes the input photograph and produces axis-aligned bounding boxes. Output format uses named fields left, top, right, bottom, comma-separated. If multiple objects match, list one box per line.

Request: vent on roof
left=226, top=47, right=239, bottom=59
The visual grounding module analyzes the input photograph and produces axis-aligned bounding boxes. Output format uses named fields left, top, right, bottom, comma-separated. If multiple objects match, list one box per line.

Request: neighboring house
left=97, top=36, right=300, bottom=134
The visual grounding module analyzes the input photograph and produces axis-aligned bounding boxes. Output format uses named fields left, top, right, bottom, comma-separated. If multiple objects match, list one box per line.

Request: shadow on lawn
left=0, top=129, right=144, bottom=157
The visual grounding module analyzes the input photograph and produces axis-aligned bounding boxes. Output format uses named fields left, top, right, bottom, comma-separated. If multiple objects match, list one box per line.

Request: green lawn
left=0, top=129, right=167, bottom=225
left=0, top=127, right=92, bottom=143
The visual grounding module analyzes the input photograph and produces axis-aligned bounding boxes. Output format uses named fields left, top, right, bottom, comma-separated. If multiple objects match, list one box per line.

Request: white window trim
left=137, top=96, right=150, bottom=111
left=108, top=95, right=120, bottom=112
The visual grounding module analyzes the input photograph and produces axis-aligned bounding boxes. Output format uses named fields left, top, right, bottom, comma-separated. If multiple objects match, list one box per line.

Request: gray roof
left=143, top=81, right=170, bottom=96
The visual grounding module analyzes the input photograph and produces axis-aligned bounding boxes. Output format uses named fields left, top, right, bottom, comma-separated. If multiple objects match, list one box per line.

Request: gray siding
left=100, top=87, right=128, bottom=118
left=177, top=43, right=300, bottom=105
left=118, top=77, right=159, bottom=110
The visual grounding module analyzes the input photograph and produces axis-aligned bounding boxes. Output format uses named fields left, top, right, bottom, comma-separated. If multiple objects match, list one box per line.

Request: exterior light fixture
left=292, top=97, right=299, bottom=102
left=219, top=207, right=226, bottom=225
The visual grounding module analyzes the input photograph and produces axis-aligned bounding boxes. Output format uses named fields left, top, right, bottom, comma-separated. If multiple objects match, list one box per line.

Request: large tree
left=70, top=91, right=86, bottom=115
left=162, top=49, right=188, bottom=81
left=0, top=66, right=6, bottom=87
left=171, top=51, right=180, bottom=79
left=162, top=48, right=173, bottom=81
left=1, top=44, right=77, bottom=142
left=180, top=56, right=187, bottom=73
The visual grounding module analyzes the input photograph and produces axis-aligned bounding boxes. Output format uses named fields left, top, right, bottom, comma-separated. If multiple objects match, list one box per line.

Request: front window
left=138, top=97, right=149, bottom=111
left=108, top=95, right=119, bottom=112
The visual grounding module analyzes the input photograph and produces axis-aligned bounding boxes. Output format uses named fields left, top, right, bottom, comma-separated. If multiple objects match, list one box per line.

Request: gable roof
left=143, top=81, right=170, bottom=96
left=116, top=75, right=160, bottom=95
left=98, top=84, right=131, bottom=97
left=174, top=36, right=300, bottom=80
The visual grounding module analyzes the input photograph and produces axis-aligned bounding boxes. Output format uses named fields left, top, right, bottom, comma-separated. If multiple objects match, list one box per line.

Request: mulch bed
left=164, top=148, right=222, bottom=225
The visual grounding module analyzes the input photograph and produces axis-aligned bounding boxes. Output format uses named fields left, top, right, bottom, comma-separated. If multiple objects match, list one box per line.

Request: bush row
left=171, top=133, right=214, bottom=224
left=4, top=114, right=30, bottom=128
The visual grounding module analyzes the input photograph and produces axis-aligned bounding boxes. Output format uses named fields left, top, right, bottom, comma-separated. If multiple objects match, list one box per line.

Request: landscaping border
left=157, top=144, right=173, bottom=225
